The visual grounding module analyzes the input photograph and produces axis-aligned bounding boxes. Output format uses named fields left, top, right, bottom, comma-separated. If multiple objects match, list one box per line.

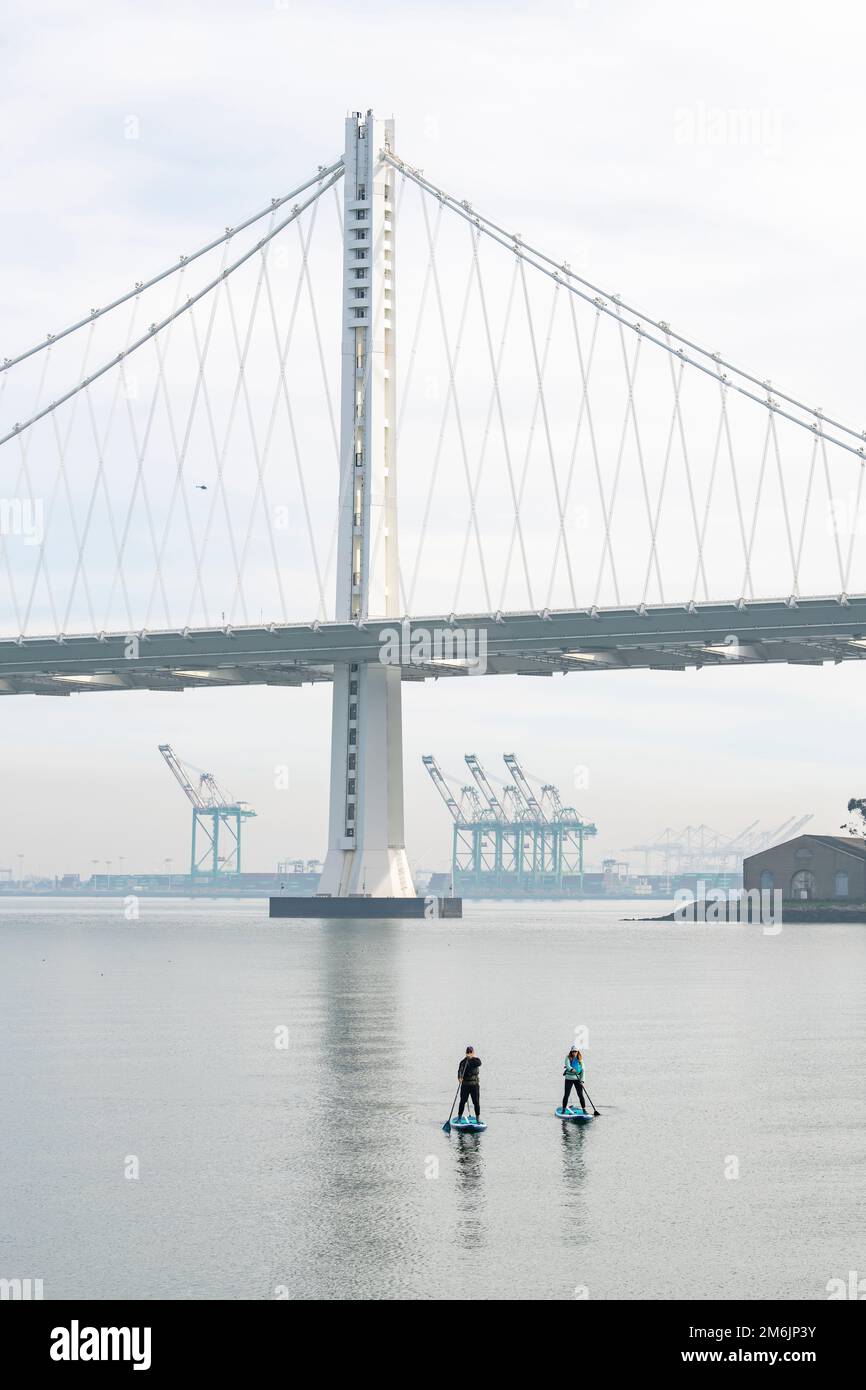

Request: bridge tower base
left=269, top=895, right=462, bottom=920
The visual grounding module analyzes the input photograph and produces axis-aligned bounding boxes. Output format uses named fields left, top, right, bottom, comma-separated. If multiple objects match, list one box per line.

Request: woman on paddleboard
left=562, top=1048, right=587, bottom=1113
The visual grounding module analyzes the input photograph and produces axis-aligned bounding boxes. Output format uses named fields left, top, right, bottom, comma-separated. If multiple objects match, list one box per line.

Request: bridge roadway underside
left=1, top=596, right=865, bottom=695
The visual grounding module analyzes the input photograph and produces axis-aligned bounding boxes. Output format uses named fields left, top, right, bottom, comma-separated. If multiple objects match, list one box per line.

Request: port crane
left=421, top=756, right=460, bottom=820
left=423, top=753, right=597, bottom=895
left=464, top=754, right=517, bottom=875
left=629, top=815, right=813, bottom=878
left=158, top=744, right=256, bottom=878
left=503, top=753, right=546, bottom=822
left=422, top=755, right=487, bottom=882
left=464, top=755, right=508, bottom=821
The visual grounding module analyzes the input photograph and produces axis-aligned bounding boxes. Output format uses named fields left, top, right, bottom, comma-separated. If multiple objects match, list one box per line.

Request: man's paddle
left=442, top=1083, right=460, bottom=1133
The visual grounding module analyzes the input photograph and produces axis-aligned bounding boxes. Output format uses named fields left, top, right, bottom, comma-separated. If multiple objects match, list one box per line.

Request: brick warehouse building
left=743, top=834, right=866, bottom=903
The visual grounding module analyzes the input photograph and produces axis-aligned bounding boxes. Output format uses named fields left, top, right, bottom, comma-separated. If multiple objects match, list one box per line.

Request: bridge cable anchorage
left=0, top=159, right=344, bottom=379
left=384, top=152, right=866, bottom=460
left=0, top=165, right=345, bottom=451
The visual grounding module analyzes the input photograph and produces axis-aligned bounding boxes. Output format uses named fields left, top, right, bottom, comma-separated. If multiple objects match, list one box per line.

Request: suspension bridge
left=2, top=109, right=865, bottom=900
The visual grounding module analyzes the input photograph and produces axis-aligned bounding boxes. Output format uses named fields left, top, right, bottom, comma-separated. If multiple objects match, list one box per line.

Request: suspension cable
left=384, top=152, right=866, bottom=462
left=0, top=166, right=345, bottom=449
left=1, top=158, right=344, bottom=376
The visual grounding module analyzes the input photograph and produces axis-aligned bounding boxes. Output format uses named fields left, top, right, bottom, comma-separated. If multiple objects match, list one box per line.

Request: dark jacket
left=458, top=1055, right=482, bottom=1085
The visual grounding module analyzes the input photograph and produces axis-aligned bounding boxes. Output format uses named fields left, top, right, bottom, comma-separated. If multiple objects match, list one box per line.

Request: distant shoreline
left=633, top=903, right=866, bottom=924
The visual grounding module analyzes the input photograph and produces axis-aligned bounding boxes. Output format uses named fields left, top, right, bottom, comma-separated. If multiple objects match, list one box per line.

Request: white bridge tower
left=318, top=111, right=415, bottom=899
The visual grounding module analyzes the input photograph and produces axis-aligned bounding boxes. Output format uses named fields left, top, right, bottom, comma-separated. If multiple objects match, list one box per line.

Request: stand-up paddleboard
left=450, top=1116, right=487, bottom=1132
left=556, top=1106, right=594, bottom=1122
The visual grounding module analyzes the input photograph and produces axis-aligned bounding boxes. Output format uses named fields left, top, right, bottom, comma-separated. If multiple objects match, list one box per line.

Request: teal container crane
left=158, top=744, right=256, bottom=879
left=423, top=752, right=597, bottom=897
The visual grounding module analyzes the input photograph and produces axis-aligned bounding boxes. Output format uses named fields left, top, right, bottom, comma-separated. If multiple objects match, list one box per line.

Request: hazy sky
left=2, top=0, right=865, bottom=879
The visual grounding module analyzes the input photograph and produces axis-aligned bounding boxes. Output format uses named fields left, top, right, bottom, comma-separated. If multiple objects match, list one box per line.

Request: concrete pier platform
left=269, top=895, right=462, bottom=919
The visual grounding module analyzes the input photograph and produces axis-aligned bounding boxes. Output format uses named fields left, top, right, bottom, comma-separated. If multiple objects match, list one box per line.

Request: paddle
left=442, top=1082, right=460, bottom=1133
left=582, top=1085, right=601, bottom=1117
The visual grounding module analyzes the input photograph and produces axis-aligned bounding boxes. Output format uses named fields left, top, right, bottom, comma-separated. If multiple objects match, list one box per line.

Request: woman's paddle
left=442, top=1083, right=460, bottom=1133
left=582, top=1085, right=601, bottom=1117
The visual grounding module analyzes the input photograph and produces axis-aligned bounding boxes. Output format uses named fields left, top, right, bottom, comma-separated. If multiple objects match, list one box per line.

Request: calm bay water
left=1, top=897, right=863, bottom=1301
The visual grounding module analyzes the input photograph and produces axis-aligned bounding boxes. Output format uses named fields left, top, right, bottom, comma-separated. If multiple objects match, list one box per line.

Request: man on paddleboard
left=457, top=1046, right=482, bottom=1120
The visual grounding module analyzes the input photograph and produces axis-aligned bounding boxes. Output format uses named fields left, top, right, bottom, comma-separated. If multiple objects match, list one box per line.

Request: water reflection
left=559, top=1121, right=589, bottom=1176
left=449, top=1130, right=486, bottom=1249
left=559, top=1123, right=590, bottom=1242
left=290, top=919, right=406, bottom=1292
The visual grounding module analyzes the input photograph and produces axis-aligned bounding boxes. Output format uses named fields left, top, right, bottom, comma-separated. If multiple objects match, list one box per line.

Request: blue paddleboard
left=450, top=1116, right=487, bottom=1132
left=556, top=1106, right=593, bottom=1122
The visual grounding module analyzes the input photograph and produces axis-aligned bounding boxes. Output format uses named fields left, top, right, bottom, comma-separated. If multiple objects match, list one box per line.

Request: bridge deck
left=0, top=596, right=863, bottom=696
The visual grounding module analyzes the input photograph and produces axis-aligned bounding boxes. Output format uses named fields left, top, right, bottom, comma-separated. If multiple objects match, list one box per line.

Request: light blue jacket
left=563, top=1054, right=584, bottom=1079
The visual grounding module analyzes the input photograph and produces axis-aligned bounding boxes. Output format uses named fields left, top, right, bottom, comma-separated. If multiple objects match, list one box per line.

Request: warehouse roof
left=744, top=834, right=866, bottom=863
